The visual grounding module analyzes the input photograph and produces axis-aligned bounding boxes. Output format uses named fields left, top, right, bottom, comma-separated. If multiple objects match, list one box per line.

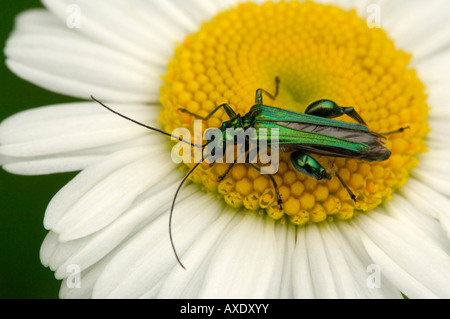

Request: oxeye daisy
left=1, top=0, right=450, bottom=299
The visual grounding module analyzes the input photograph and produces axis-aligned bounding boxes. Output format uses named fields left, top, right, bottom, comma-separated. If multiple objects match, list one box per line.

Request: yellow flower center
left=159, top=1, right=429, bottom=225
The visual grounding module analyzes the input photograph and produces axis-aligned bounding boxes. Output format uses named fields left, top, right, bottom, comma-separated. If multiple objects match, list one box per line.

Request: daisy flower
left=1, top=0, right=450, bottom=299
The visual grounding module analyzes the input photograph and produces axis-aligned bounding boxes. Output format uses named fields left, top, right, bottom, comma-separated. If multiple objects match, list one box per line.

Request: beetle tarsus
left=278, top=199, right=283, bottom=211
left=380, top=126, right=410, bottom=136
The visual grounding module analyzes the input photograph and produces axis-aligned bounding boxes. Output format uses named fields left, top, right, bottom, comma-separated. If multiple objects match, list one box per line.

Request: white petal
left=44, top=146, right=161, bottom=230
left=415, top=50, right=450, bottom=90
left=0, top=102, right=158, bottom=148
left=384, top=195, right=450, bottom=254
left=292, top=228, right=315, bottom=298
left=59, top=253, right=115, bottom=299
left=358, top=234, right=436, bottom=298
left=13, top=8, right=63, bottom=32
left=6, top=9, right=162, bottom=102
left=52, top=172, right=193, bottom=279
left=157, top=207, right=239, bottom=298
left=92, top=190, right=220, bottom=298
left=338, top=0, right=450, bottom=63
left=304, top=224, right=339, bottom=298
left=413, top=169, right=450, bottom=197
left=427, top=129, right=450, bottom=151
left=52, top=150, right=174, bottom=241
left=137, top=282, right=163, bottom=299
left=319, top=224, right=367, bottom=298
left=274, top=222, right=296, bottom=298
left=401, top=179, right=450, bottom=237
left=411, top=151, right=450, bottom=197
left=198, top=214, right=278, bottom=298
left=40, top=231, right=60, bottom=267
left=354, top=212, right=450, bottom=298
left=0, top=102, right=164, bottom=174
left=41, top=0, right=173, bottom=66
left=292, top=221, right=397, bottom=299
left=378, top=0, right=450, bottom=62
left=127, top=0, right=190, bottom=42
left=2, top=156, right=101, bottom=176
left=47, top=237, right=91, bottom=273
left=148, top=1, right=199, bottom=33
left=332, top=222, right=402, bottom=299
left=179, top=0, right=226, bottom=20
left=170, top=0, right=237, bottom=25
left=427, top=119, right=450, bottom=136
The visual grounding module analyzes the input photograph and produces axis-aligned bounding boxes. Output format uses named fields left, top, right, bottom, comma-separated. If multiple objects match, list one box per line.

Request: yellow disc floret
left=160, top=1, right=429, bottom=226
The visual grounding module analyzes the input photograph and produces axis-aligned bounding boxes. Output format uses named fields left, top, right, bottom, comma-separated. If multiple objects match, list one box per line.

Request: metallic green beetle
left=93, top=77, right=405, bottom=268
left=179, top=77, right=402, bottom=205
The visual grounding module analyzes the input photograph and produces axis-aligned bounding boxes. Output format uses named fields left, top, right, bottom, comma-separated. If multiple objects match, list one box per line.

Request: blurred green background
left=0, top=1, right=80, bottom=298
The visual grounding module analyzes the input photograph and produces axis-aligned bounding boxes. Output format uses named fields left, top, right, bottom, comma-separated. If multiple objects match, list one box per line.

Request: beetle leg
left=248, top=163, right=283, bottom=209
left=305, top=100, right=368, bottom=127
left=217, top=161, right=236, bottom=182
left=341, top=107, right=368, bottom=126
left=335, top=171, right=357, bottom=203
left=291, top=151, right=357, bottom=202
left=290, top=151, right=332, bottom=181
left=379, top=126, right=410, bottom=136
left=179, top=103, right=237, bottom=120
left=255, top=76, right=280, bottom=104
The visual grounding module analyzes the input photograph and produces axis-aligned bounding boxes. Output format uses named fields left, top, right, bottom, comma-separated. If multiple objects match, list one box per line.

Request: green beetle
left=92, top=77, right=406, bottom=268
left=179, top=77, right=403, bottom=205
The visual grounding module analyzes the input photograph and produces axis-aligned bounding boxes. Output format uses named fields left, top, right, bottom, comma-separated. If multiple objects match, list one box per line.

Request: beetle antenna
left=91, top=95, right=204, bottom=148
left=169, top=161, right=204, bottom=270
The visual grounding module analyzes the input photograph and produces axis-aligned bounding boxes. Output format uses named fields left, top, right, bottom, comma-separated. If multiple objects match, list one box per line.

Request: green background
left=0, top=1, right=80, bottom=298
